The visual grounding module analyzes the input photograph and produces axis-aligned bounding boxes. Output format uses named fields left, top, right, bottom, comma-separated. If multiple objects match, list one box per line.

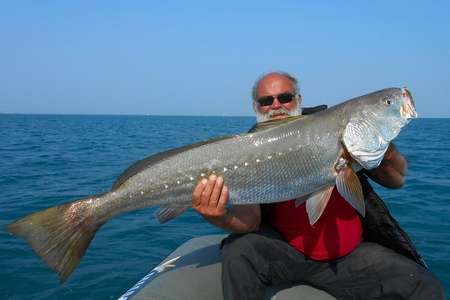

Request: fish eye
left=382, top=97, right=392, bottom=105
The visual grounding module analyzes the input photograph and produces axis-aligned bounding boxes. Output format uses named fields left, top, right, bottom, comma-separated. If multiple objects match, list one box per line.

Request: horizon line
left=0, top=112, right=255, bottom=118
left=0, top=112, right=449, bottom=119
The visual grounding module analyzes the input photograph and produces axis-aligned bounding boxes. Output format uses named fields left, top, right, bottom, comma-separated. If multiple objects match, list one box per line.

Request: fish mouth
left=401, top=87, right=418, bottom=119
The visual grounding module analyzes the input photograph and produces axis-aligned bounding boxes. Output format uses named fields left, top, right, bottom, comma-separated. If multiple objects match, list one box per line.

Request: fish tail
left=6, top=197, right=104, bottom=283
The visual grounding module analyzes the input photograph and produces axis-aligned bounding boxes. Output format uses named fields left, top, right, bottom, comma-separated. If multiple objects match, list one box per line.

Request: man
left=192, top=72, right=444, bottom=299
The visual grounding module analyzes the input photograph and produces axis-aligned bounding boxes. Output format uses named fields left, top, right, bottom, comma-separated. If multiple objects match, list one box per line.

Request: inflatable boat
left=118, top=234, right=336, bottom=300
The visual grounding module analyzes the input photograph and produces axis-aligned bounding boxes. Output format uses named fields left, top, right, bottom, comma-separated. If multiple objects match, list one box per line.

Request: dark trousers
left=221, top=227, right=445, bottom=300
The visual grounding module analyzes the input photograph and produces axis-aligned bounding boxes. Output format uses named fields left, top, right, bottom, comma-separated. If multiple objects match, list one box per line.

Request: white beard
left=254, top=102, right=303, bottom=123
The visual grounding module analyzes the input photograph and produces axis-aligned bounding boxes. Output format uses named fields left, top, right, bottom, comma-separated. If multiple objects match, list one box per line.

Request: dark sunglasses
left=256, top=92, right=296, bottom=107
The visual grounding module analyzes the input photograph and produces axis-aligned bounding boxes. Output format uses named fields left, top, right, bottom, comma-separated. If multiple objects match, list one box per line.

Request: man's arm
left=365, top=143, right=407, bottom=189
left=192, top=175, right=261, bottom=233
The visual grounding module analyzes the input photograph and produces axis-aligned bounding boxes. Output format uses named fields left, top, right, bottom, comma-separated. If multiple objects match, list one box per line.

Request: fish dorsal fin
left=248, top=105, right=328, bottom=133
left=305, top=186, right=334, bottom=225
left=249, top=115, right=305, bottom=133
left=336, top=167, right=365, bottom=217
left=112, top=135, right=233, bottom=189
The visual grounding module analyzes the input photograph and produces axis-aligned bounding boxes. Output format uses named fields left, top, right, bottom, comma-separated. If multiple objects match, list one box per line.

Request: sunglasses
left=256, top=92, right=296, bottom=107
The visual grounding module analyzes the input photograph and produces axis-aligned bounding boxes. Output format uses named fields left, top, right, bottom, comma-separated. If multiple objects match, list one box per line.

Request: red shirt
left=271, top=187, right=362, bottom=261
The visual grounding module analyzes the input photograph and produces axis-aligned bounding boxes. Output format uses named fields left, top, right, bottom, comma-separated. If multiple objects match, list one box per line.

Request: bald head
left=252, top=71, right=299, bottom=101
left=252, top=71, right=302, bottom=122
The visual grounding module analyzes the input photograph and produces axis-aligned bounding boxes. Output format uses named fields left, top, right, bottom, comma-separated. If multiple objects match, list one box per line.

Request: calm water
left=0, top=115, right=449, bottom=299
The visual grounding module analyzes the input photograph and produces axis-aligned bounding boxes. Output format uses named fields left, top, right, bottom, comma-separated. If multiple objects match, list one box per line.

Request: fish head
left=342, top=87, right=417, bottom=169
left=359, top=87, right=417, bottom=140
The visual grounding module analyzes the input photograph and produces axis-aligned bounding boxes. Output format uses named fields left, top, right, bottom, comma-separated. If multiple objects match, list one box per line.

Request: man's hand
left=192, top=175, right=261, bottom=233
left=192, top=175, right=230, bottom=227
left=366, top=143, right=407, bottom=189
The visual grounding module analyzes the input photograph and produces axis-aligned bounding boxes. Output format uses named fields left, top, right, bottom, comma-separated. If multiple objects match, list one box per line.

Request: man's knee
left=221, top=232, right=263, bottom=261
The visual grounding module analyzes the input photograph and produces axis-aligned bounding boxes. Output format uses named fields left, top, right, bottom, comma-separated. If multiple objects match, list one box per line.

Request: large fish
left=7, top=87, right=417, bottom=283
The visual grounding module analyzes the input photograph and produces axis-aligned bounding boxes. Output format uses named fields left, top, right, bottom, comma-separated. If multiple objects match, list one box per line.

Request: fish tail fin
left=6, top=197, right=104, bottom=283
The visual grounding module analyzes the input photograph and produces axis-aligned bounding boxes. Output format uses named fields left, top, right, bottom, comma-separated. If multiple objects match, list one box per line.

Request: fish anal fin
left=305, top=186, right=334, bottom=225
left=156, top=205, right=189, bottom=224
left=336, top=167, right=365, bottom=217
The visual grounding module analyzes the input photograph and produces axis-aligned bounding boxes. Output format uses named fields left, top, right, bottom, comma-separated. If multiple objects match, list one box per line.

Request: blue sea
left=1, top=114, right=449, bottom=299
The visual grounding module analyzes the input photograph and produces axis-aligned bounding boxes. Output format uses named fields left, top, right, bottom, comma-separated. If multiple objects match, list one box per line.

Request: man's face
left=254, top=74, right=301, bottom=122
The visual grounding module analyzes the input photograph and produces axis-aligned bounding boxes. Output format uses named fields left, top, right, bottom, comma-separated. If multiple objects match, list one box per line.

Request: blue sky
left=1, top=1, right=449, bottom=117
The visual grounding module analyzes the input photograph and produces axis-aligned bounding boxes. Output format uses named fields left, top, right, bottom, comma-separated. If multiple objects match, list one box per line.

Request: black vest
left=252, top=105, right=426, bottom=267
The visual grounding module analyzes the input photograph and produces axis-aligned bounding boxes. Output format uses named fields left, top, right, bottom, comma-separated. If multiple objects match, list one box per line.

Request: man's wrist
left=215, top=211, right=232, bottom=229
left=205, top=210, right=231, bottom=229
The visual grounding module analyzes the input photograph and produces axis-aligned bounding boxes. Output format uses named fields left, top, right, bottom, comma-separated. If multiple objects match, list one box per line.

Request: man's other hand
left=366, top=143, right=407, bottom=189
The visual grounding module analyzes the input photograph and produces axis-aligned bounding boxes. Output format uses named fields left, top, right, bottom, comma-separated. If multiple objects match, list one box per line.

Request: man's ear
left=252, top=100, right=259, bottom=112
left=297, top=94, right=302, bottom=106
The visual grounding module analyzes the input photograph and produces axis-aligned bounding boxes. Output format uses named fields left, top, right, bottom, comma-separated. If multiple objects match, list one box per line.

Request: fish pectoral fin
left=342, top=120, right=390, bottom=170
left=156, top=205, right=189, bottom=224
left=336, top=167, right=365, bottom=217
left=294, top=195, right=308, bottom=207
left=305, top=186, right=334, bottom=225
